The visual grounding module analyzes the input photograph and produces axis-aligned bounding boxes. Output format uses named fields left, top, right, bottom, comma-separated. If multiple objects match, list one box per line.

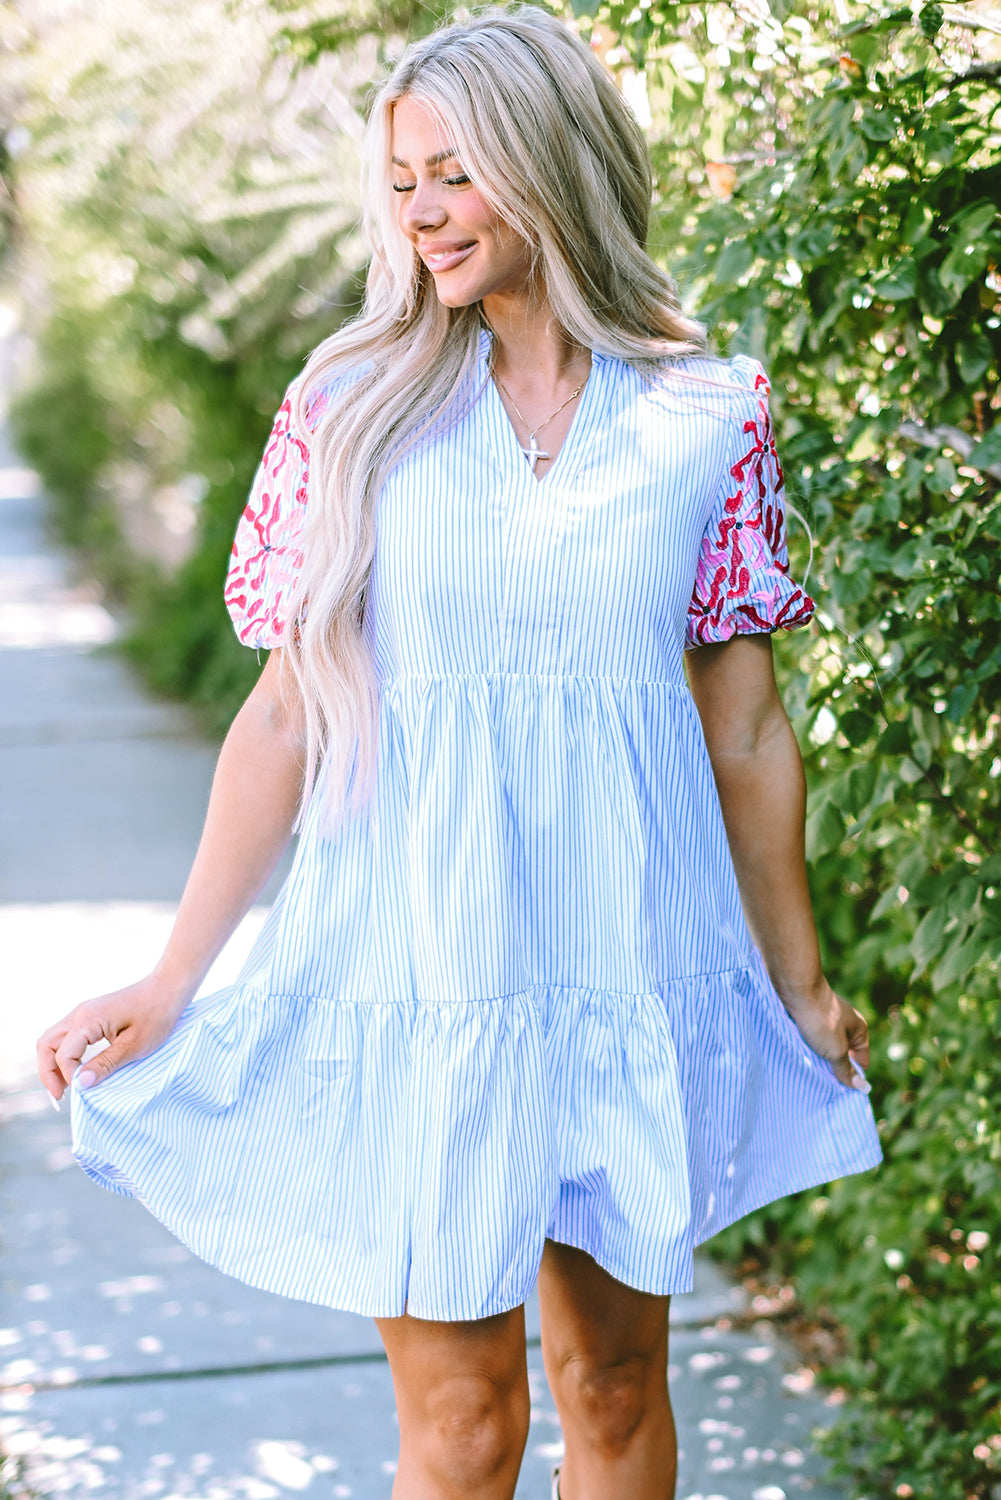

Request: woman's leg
left=375, top=1305, right=530, bottom=1500
left=538, top=1241, right=677, bottom=1500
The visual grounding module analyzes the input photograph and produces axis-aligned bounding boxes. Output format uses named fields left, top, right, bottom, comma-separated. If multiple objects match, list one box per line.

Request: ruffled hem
left=71, top=960, right=881, bottom=1321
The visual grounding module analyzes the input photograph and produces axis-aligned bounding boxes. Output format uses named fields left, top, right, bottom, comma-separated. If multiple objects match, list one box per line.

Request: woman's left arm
left=685, top=633, right=870, bottom=1092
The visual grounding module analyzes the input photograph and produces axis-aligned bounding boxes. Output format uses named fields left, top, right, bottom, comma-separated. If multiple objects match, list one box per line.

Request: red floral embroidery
left=224, top=379, right=330, bottom=649
left=686, top=364, right=815, bottom=647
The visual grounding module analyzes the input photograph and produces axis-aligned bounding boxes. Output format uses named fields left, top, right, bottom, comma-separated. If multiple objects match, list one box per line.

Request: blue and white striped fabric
left=71, top=334, right=882, bottom=1320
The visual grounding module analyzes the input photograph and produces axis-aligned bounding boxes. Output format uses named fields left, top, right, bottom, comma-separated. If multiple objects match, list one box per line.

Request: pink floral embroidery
left=686, top=364, right=815, bottom=648
left=224, top=379, right=330, bottom=649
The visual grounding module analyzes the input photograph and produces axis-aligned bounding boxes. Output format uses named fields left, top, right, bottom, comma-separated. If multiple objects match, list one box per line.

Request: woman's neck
left=481, top=292, right=590, bottom=391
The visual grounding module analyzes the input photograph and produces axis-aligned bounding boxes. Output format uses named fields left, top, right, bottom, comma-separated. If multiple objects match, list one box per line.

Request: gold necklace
left=491, top=361, right=591, bottom=474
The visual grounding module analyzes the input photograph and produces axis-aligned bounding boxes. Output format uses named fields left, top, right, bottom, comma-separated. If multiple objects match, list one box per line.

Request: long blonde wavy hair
left=285, top=4, right=708, bottom=829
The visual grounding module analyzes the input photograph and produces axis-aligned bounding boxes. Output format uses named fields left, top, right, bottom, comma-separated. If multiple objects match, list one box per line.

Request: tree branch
left=714, top=149, right=798, bottom=164
left=917, top=765, right=995, bottom=857
left=940, top=6, right=1001, bottom=38
left=941, top=59, right=1001, bottom=90
left=898, top=420, right=1001, bottom=482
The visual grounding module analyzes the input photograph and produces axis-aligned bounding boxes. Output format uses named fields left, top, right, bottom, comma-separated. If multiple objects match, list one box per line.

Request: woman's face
left=390, top=94, right=535, bottom=310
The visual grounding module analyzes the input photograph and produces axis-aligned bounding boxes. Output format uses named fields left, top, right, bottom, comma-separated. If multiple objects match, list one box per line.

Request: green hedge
left=640, top=6, right=1001, bottom=1493
left=10, top=313, right=297, bottom=733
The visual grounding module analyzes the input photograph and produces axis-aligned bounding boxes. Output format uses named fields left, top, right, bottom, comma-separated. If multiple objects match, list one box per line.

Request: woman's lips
left=422, top=242, right=476, bottom=272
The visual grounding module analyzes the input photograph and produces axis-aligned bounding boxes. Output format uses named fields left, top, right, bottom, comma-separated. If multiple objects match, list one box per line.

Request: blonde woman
left=38, top=8, right=881, bottom=1498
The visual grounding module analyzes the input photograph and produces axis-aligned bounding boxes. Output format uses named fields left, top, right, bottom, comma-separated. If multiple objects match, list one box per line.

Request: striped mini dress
left=71, top=334, right=882, bottom=1320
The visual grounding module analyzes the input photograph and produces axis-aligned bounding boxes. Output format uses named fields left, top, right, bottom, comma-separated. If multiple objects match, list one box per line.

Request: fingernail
left=76, top=1069, right=96, bottom=1091
left=48, top=1093, right=61, bottom=1112
left=851, top=1074, right=872, bottom=1095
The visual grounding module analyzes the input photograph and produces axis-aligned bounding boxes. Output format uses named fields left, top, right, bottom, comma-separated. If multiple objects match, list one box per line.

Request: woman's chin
left=429, top=278, right=480, bottom=309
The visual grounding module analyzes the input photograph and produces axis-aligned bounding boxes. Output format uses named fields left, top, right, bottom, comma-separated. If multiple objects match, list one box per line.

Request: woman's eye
left=391, top=173, right=468, bottom=194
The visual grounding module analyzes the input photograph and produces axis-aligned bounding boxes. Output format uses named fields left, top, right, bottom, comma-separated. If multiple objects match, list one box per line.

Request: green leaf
left=871, top=881, right=904, bottom=921
left=944, top=876, right=979, bottom=923
left=948, top=201, right=998, bottom=246
left=874, top=258, right=919, bottom=302
left=921, top=123, right=954, bottom=167
left=791, top=227, right=834, bottom=262
left=938, top=203, right=997, bottom=304
left=947, top=681, right=979, bottom=722
left=931, top=935, right=985, bottom=992
left=939, top=252, right=987, bottom=303
left=845, top=758, right=880, bottom=816
left=911, top=904, right=947, bottom=969
left=879, top=721, right=911, bottom=756
left=898, top=848, right=933, bottom=889
left=714, top=238, right=754, bottom=286
left=831, top=564, right=874, bottom=606
left=858, top=107, right=896, bottom=143
left=840, top=708, right=876, bottom=747
left=806, top=798, right=845, bottom=858
left=899, top=756, right=925, bottom=785
left=919, top=3, right=944, bottom=40
left=972, top=427, right=1001, bottom=471
left=891, top=538, right=923, bottom=577
left=955, top=331, right=993, bottom=386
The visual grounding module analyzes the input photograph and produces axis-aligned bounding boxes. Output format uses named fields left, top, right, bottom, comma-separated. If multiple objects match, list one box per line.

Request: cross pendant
left=522, top=434, right=551, bottom=473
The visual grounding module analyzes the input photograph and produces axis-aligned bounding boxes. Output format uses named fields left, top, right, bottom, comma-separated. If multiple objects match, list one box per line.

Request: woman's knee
left=379, top=1306, right=529, bottom=1491
left=553, top=1352, right=667, bottom=1454
left=421, top=1369, right=530, bottom=1483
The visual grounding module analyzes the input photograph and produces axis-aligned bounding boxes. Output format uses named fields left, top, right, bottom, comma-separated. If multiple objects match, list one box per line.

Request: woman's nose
left=400, top=181, right=447, bottom=235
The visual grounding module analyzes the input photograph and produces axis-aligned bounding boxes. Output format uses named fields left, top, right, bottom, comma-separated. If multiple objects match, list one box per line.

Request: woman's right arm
left=37, top=649, right=305, bottom=1102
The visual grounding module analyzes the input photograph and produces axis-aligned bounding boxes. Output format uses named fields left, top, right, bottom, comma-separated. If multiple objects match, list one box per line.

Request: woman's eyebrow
left=391, top=148, right=461, bottom=168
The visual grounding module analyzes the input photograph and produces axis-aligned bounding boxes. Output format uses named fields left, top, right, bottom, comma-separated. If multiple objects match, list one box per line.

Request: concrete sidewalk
left=0, top=315, right=849, bottom=1500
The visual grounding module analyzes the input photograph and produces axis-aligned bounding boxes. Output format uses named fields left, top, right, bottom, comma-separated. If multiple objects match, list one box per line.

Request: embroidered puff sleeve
left=685, top=355, right=815, bottom=649
left=224, top=377, right=334, bottom=650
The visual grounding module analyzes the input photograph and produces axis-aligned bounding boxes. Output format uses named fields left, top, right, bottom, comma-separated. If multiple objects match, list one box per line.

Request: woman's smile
left=419, top=240, right=477, bottom=273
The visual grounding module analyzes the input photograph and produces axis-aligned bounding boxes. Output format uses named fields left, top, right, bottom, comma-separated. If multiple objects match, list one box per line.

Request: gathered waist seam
left=211, top=969, right=755, bottom=1009
left=381, top=671, right=689, bottom=690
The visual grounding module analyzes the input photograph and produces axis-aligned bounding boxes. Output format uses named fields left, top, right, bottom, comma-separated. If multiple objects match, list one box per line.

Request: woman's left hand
left=686, top=637, right=872, bottom=1097
left=780, top=980, right=871, bottom=1092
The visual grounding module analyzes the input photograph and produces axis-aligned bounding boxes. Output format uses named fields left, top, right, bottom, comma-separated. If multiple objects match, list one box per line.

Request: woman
left=37, top=8, right=881, bottom=1499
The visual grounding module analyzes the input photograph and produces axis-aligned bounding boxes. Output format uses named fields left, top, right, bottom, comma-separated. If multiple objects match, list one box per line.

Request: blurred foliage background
left=1, top=0, right=999, bottom=1494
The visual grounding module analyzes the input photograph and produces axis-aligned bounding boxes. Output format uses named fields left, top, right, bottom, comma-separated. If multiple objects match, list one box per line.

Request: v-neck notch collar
left=476, top=327, right=610, bottom=487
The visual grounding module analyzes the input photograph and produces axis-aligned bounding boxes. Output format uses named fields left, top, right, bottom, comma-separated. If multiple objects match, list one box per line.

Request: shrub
left=619, top=3, right=1000, bottom=1491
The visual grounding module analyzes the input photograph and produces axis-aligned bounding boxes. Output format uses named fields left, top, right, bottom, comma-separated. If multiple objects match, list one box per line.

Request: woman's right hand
left=36, top=975, right=192, bottom=1103
left=36, top=650, right=306, bottom=1107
